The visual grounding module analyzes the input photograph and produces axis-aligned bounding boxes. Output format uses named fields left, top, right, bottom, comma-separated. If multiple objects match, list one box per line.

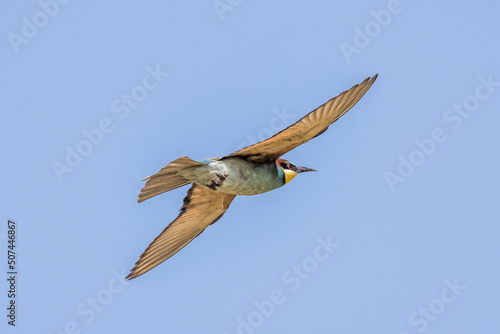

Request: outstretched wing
left=225, top=75, right=377, bottom=163
left=127, top=185, right=236, bottom=279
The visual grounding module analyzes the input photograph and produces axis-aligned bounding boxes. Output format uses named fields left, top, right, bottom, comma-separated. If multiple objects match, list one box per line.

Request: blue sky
left=1, top=1, right=499, bottom=333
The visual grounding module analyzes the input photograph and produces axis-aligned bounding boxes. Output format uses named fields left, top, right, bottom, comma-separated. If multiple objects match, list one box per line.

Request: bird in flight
left=126, top=75, right=377, bottom=280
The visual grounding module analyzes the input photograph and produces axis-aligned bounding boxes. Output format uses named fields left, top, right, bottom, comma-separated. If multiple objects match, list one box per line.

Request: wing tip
left=125, top=267, right=145, bottom=280
left=361, top=73, right=378, bottom=87
left=125, top=272, right=136, bottom=280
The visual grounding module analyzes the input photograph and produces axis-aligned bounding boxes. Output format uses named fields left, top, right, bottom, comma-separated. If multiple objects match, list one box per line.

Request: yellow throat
left=283, top=169, right=297, bottom=184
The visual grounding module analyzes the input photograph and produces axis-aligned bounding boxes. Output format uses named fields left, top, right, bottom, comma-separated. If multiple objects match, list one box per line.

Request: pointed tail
left=137, top=156, right=204, bottom=203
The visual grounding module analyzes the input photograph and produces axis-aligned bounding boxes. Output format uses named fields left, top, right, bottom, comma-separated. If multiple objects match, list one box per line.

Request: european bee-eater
left=126, top=75, right=377, bottom=279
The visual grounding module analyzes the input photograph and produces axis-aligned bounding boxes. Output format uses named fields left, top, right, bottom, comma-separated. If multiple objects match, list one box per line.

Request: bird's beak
left=296, top=166, right=317, bottom=173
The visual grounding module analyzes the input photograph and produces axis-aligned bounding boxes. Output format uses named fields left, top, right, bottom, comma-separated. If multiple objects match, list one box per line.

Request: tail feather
left=138, top=156, right=204, bottom=203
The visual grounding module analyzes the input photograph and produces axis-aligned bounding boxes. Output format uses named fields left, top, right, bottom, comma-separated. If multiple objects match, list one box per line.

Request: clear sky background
left=1, top=1, right=499, bottom=333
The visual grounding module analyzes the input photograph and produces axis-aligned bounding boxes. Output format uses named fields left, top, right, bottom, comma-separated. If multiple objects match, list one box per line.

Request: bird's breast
left=215, top=158, right=284, bottom=195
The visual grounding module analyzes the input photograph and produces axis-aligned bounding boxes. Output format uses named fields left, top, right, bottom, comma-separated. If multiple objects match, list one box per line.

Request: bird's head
left=276, top=158, right=317, bottom=184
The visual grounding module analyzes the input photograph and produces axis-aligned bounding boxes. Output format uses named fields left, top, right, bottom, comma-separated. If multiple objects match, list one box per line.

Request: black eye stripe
left=280, top=161, right=295, bottom=170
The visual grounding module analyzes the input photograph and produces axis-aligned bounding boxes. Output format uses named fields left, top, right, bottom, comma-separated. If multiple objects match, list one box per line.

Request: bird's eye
left=286, top=163, right=292, bottom=169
